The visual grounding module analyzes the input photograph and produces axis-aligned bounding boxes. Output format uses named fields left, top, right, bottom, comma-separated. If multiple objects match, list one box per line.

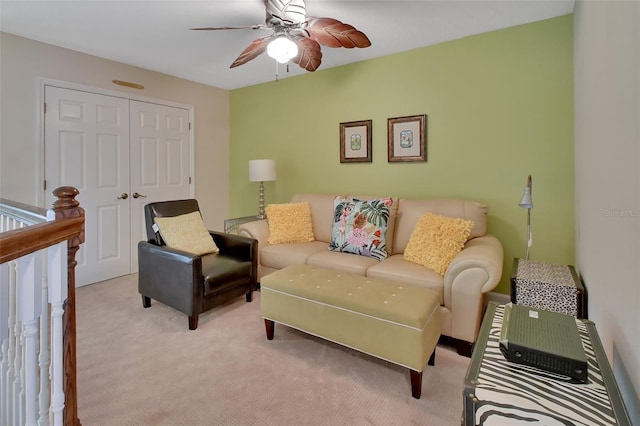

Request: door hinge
left=44, top=180, right=47, bottom=191
left=189, top=177, right=192, bottom=184
left=44, top=102, right=47, bottom=114
left=189, top=122, right=191, bottom=130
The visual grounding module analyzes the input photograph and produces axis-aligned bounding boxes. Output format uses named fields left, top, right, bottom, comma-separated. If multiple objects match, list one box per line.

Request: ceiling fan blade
left=190, top=25, right=267, bottom=31
left=230, top=36, right=273, bottom=68
left=265, top=0, right=307, bottom=25
left=292, top=37, right=322, bottom=72
left=305, top=17, right=371, bottom=49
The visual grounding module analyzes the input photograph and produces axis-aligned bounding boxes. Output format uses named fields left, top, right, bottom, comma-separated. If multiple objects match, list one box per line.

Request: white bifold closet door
left=44, top=86, right=191, bottom=286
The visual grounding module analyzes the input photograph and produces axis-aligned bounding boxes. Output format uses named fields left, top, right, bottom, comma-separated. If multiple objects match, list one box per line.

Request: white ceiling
left=0, top=1, right=574, bottom=90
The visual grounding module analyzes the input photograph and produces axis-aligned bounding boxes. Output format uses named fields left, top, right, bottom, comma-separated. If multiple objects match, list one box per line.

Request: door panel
left=129, top=101, right=191, bottom=273
left=45, top=86, right=131, bottom=286
left=59, top=131, right=85, bottom=186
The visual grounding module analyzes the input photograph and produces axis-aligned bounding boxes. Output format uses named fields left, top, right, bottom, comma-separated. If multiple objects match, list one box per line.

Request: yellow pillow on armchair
left=154, top=211, right=219, bottom=255
left=403, top=212, right=474, bottom=275
left=266, top=202, right=315, bottom=244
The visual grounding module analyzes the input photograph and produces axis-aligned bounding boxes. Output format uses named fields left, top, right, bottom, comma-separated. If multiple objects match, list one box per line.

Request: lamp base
left=258, top=182, right=265, bottom=219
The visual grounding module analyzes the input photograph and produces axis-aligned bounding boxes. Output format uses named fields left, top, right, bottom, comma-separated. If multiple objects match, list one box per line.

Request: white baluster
left=8, top=260, right=18, bottom=425
left=1, top=262, right=11, bottom=426
left=14, top=277, right=24, bottom=426
left=38, top=254, right=50, bottom=426
left=18, top=251, right=43, bottom=426
left=48, top=242, right=66, bottom=426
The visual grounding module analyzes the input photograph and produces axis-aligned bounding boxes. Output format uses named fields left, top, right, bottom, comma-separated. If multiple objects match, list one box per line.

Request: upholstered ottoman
left=260, top=264, right=441, bottom=398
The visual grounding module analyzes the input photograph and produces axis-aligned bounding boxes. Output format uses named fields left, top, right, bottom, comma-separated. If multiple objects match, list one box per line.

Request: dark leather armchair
left=138, top=199, right=257, bottom=330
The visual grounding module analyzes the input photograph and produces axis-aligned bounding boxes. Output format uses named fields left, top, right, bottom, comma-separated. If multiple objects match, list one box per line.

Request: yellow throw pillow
left=266, top=202, right=315, bottom=244
left=403, top=212, right=474, bottom=275
left=154, top=211, right=219, bottom=255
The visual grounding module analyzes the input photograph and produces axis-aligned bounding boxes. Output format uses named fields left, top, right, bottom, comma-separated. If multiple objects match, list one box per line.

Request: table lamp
left=249, top=159, right=276, bottom=219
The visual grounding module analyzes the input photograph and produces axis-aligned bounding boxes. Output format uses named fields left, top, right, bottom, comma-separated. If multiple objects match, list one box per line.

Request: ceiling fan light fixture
left=267, top=36, right=298, bottom=64
left=196, top=0, right=370, bottom=72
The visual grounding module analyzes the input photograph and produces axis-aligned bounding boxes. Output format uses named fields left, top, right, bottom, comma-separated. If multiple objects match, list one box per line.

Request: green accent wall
left=229, top=15, right=574, bottom=294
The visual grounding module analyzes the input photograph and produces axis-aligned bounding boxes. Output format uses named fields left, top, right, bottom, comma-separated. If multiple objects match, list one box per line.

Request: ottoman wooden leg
left=410, top=370, right=422, bottom=399
left=264, top=319, right=275, bottom=340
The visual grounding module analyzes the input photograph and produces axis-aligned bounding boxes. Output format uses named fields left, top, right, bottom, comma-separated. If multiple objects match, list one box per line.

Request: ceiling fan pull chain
left=275, top=61, right=279, bottom=82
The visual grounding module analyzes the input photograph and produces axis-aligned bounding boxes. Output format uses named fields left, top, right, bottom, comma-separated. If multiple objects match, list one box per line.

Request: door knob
left=132, top=192, right=147, bottom=199
left=117, top=193, right=129, bottom=200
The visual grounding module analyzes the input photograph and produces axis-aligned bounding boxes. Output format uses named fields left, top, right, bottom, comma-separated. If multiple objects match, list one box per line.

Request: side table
left=224, top=215, right=260, bottom=234
left=510, top=258, right=587, bottom=318
left=463, top=302, right=631, bottom=425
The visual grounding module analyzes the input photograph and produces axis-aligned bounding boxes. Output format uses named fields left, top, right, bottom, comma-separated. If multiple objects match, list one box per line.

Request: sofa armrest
left=238, top=219, right=269, bottom=252
left=443, top=234, right=504, bottom=343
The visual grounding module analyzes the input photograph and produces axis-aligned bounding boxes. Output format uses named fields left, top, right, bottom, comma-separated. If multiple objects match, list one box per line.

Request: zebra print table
left=463, top=303, right=631, bottom=425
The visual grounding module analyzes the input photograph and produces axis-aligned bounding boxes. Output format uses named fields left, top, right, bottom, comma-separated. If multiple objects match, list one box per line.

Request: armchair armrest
left=210, top=231, right=256, bottom=261
left=138, top=241, right=202, bottom=315
left=209, top=231, right=258, bottom=291
left=443, top=234, right=504, bottom=343
left=138, top=240, right=200, bottom=265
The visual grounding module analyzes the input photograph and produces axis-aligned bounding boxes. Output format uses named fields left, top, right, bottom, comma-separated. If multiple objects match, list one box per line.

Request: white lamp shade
left=249, top=159, right=277, bottom=182
left=267, top=37, right=298, bottom=64
left=519, top=190, right=533, bottom=209
left=518, top=175, right=533, bottom=208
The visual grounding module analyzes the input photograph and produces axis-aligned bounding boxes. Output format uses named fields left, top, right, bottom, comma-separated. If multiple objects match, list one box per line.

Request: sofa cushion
left=202, top=254, right=252, bottom=296
left=291, top=193, right=337, bottom=242
left=307, top=250, right=379, bottom=276
left=154, top=211, right=219, bottom=255
left=393, top=199, right=487, bottom=255
left=266, top=202, right=315, bottom=244
left=260, top=241, right=328, bottom=270
left=329, top=197, right=392, bottom=261
left=403, top=212, right=474, bottom=275
left=366, top=255, right=444, bottom=305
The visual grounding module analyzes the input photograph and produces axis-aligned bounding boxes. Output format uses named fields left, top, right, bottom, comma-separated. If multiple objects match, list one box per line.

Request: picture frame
left=340, top=119, right=372, bottom=163
left=387, top=114, right=427, bottom=162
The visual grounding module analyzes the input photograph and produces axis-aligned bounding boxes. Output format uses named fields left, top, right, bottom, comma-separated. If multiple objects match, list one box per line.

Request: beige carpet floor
left=75, top=274, right=470, bottom=425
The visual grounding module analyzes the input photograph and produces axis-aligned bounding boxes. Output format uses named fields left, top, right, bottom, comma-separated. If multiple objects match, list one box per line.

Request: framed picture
left=340, top=120, right=372, bottom=163
left=387, top=114, right=427, bottom=162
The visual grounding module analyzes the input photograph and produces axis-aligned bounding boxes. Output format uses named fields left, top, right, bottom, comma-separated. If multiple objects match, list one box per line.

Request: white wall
left=0, top=32, right=230, bottom=230
left=574, top=0, right=640, bottom=421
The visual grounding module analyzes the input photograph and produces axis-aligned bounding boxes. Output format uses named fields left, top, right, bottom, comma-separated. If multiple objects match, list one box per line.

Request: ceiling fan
left=191, top=0, right=371, bottom=72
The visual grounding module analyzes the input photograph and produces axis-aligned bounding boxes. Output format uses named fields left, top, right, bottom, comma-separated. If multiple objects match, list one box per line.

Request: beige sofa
left=238, top=193, right=503, bottom=355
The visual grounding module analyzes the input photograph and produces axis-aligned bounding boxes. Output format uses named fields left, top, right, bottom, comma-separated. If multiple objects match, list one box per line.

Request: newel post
left=52, top=186, right=84, bottom=426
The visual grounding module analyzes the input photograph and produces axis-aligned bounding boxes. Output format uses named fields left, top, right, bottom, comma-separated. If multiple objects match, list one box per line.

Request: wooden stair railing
left=0, top=186, right=84, bottom=426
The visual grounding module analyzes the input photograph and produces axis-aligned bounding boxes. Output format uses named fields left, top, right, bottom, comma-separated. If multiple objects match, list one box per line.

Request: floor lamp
left=518, top=175, right=533, bottom=259
left=249, top=159, right=276, bottom=219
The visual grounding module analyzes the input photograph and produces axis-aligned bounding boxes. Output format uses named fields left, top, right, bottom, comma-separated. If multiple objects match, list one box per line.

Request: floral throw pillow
left=329, top=197, right=392, bottom=260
